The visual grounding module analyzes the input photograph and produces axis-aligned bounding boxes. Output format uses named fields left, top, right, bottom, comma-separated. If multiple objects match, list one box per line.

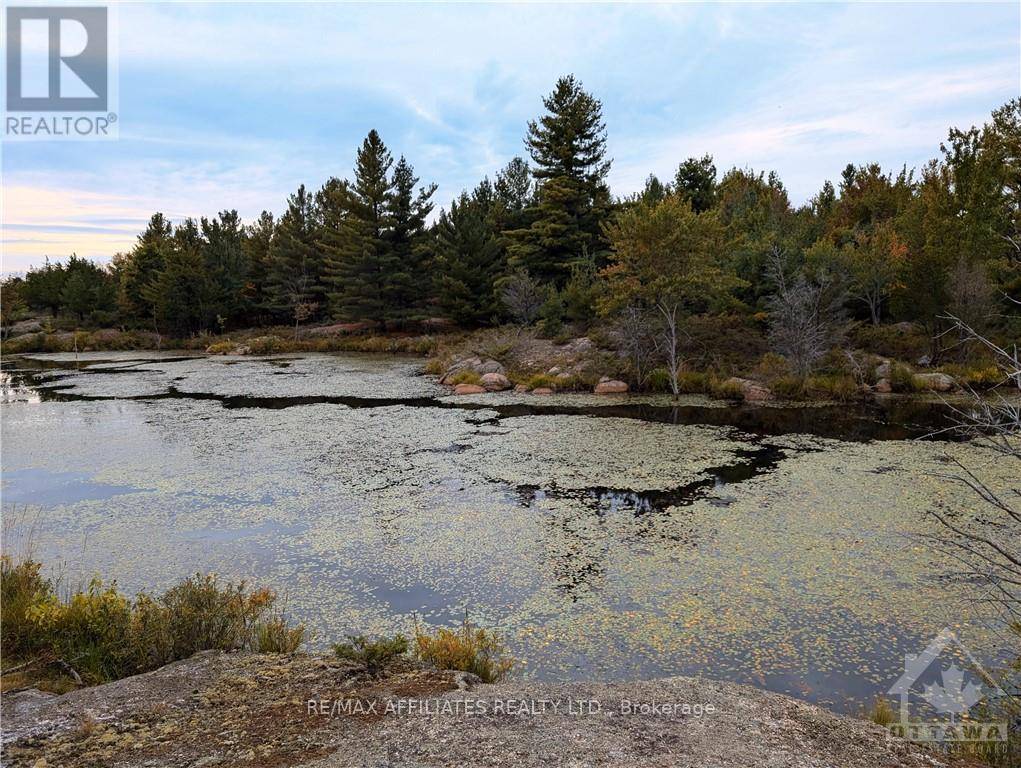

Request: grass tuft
left=446, top=369, right=482, bottom=386
left=524, top=373, right=557, bottom=391
left=865, top=697, right=896, bottom=727
left=888, top=363, right=920, bottom=393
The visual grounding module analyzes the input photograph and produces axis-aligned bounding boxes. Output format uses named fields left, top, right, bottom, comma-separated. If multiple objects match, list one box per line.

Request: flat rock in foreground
left=1, top=652, right=959, bottom=768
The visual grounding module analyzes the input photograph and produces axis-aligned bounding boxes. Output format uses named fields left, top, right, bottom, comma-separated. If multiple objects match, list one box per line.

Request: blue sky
left=2, top=1, right=1018, bottom=273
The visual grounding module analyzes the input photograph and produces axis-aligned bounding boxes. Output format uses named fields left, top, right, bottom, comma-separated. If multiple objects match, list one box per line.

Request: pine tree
left=507, top=75, right=612, bottom=286
left=242, top=211, right=275, bottom=322
left=384, top=156, right=436, bottom=323
left=150, top=250, right=207, bottom=335
left=434, top=181, right=505, bottom=326
left=201, top=210, right=249, bottom=327
left=119, top=213, right=172, bottom=320
left=491, top=157, right=534, bottom=254
left=60, top=255, right=115, bottom=321
left=322, top=130, right=395, bottom=324
left=494, top=157, right=533, bottom=215
left=143, top=219, right=210, bottom=335
left=673, top=155, right=717, bottom=213
left=639, top=174, right=668, bottom=205
left=22, top=257, right=67, bottom=316
left=265, top=185, right=322, bottom=322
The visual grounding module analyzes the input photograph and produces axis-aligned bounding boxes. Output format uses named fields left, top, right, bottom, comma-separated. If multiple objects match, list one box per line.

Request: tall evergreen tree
left=716, top=168, right=794, bottom=309
left=507, top=75, right=612, bottom=286
left=673, top=155, right=717, bottom=213
left=22, top=257, right=67, bottom=316
left=201, top=210, right=249, bottom=327
left=266, top=185, right=322, bottom=321
left=322, top=130, right=395, bottom=324
left=491, top=157, right=534, bottom=249
left=242, top=211, right=275, bottom=321
left=384, top=156, right=436, bottom=322
left=434, top=180, right=505, bottom=326
left=639, top=174, right=668, bottom=205
left=143, top=219, right=210, bottom=335
left=119, top=213, right=172, bottom=320
left=494, top=157, right=534, bottom=214
left=60, top=255, right=115, bottom=321
left=893, top=160, right=957, bottom=357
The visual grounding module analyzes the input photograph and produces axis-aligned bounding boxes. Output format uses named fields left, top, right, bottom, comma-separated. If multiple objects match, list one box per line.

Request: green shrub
left=674, top=313, right=768, bottom=371
left=1, top=555, right=53, bottom=658
left=586, top=327, right=616, bottom=350
left=865, top=697, right=896, bottom=727
left=332, top=634, right=409, bottom=674
left=551, top=374, right=587, bottom=391
left=770, top=375, right=807, bottom=400
left=414, top=618, right=513, bottom=683
left=422, top=357, right=447, bottom=376
left=938, top=363, right=1003, bottom=389
left=753, top=353, right=791, bottom=382
left=1, top=554, right=302, bottom=686
left=806, top=374, right=861, bottom=402
left=26, top=579, right=135, bottom=682
left=710, top=378, right=744, bottom=400
left=851, top=323, right=929, bottom=361
left=675, top=371, right=711, bottom=394
left=537, top=291, right=565, bottom=338
left=158, top=574, right=278, bottom=660
left=644, top=367, right=672, bottom=393
left=246, top=335, right=285, bottom=354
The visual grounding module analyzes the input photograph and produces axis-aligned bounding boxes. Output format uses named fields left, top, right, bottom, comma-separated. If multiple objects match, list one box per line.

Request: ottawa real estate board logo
left=886, top=628, right=1008, bottom=745
left=4, top=4, right=118, bottom=139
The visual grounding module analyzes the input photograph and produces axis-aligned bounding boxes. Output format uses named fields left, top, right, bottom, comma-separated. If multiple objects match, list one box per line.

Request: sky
left=2, top=1, right=1019, bottom=274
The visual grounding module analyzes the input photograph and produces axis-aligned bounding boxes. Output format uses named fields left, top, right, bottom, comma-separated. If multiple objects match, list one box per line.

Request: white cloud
left=3, top=2, right=1018, bottom=270
left=612, top=55, right=1019, bottom=200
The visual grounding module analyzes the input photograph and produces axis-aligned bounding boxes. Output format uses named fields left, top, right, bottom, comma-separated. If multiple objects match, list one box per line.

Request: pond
left=1, top=352, right=1014, bottom=713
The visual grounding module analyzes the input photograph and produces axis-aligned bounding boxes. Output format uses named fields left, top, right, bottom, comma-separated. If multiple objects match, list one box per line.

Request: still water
left=1, top=352, right=1014, bottom=712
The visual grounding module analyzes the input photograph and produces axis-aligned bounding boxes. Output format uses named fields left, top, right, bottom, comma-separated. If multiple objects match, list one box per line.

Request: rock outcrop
left=480, top=372, right=512, bottom=391
left=304, top=322, right=373, bottom=337
left=7, top=318, right=44, bottom=336
left=725, top=377, right=772, bottom=402
left=0, top=651, right=960, bottom=768
left=593, top=379, right=628, bottom=394
left=913, top=372, right=956, bottom=392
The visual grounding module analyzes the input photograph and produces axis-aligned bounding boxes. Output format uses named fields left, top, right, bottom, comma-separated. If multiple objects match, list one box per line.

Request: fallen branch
left=0, top=658, right=42, bottom=677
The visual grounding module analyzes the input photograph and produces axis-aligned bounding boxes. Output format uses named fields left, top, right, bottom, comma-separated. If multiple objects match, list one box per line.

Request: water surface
left=1, top=352, right=1013, bottom=712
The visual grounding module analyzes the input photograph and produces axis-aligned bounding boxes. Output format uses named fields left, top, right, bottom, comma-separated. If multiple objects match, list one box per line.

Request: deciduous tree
left=601, top=197, right=738, bottom=395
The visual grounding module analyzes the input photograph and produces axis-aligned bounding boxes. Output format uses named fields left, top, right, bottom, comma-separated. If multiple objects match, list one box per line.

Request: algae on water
left=1, top=353, right=1013, bottom=712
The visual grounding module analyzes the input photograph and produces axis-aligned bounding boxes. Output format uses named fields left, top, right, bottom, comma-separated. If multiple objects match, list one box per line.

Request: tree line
left=5, top=76, right=1019, bottom=367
